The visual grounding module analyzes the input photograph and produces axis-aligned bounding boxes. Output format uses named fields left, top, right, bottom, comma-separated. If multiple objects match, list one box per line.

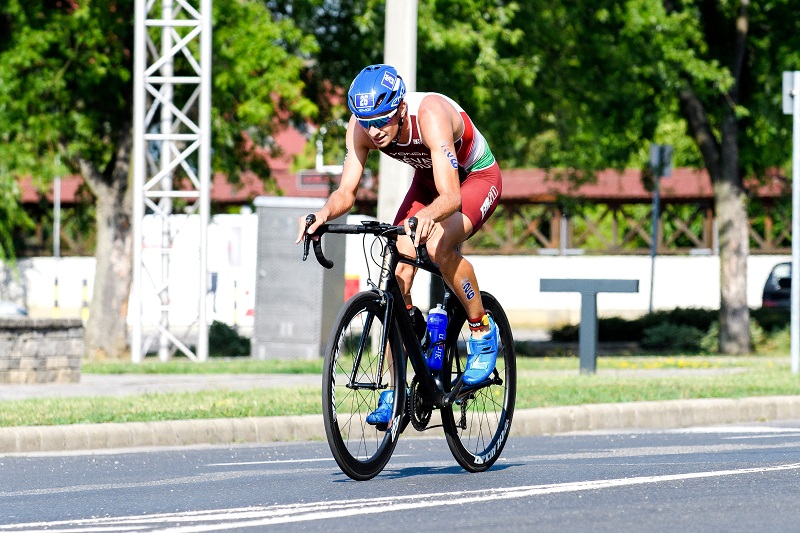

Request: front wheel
left=321, top=291, right=407, bottom=481
left=441, top=292, right=516, bottom=472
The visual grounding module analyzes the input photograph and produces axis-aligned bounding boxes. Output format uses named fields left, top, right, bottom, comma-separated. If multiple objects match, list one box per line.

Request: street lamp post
left=648, top=144, right=673, bottom=315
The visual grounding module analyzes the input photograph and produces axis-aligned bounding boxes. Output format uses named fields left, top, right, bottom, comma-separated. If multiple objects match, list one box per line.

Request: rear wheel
left=321, top=291, right=406, bottom=481
left=441, top=292, right=516, bottom=472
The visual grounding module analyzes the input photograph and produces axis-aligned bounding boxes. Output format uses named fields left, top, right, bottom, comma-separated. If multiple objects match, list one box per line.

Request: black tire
left=321, top=291, right=407, bottom=481
left=441, top=292, right=516, bottom=472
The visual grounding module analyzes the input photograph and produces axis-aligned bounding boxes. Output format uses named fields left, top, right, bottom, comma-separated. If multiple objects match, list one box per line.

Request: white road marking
left=668, top=425, right=800, bottom=434
left=206, top=458, right=335, bottom=467
left=723, top=433, right=800, bottom=440
left=517, top=440, right=800, bottom=462
left=2, top=463, right=799, bottom=532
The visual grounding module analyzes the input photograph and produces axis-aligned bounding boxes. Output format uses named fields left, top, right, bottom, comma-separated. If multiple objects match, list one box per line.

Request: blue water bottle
left=426, top=304, right=448, bottom=372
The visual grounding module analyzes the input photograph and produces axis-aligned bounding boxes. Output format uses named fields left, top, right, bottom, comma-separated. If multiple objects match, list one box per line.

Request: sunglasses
left=356, top=108, right=398, bottom=129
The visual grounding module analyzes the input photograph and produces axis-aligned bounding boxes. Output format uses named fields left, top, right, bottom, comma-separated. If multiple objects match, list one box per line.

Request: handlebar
left=301, top=216, right=437, bottom=270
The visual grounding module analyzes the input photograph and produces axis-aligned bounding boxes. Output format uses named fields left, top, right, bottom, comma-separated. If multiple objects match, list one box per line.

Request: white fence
left=0, top=212, right=788, bottom=332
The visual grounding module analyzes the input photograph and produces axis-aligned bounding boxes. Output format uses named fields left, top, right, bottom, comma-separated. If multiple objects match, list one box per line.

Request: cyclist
left=296, top=64, right=503, bottom=426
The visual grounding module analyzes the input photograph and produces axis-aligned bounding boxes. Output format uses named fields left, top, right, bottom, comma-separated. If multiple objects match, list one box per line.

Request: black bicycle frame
left=304, top=219, right=474, bottom=408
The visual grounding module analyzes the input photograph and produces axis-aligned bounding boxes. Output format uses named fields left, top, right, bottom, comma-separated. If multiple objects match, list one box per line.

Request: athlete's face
left=360, top=103, right=403, bottom=148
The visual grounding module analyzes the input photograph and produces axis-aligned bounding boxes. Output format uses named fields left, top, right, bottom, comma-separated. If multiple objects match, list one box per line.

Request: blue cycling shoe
left=463, top=316, right=498, bottom=385
left=366, top=390, right=394, bottom=426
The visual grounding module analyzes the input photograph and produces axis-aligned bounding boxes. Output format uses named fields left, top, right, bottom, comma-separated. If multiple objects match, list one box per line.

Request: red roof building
left=20, top=165, right=789, bottom=206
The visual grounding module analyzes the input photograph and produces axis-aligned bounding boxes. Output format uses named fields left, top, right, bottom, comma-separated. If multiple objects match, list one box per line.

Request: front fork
left=347, top=246, right=396, bottom=391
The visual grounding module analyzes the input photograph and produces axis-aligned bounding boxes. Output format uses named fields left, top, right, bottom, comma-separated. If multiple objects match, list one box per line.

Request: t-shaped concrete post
left=540, top=279, right=639, bottom=374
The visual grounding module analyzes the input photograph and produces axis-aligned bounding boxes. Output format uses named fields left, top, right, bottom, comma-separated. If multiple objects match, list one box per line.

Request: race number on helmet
left=347, top=64, right=406, bottom=119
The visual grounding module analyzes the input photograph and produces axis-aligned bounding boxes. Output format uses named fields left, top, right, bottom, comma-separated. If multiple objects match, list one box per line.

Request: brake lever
left=407, top=216, right=437, bottom=268
left=302, top=214, right=315, bottom=261
left=407, top=216, right=418, bottom=245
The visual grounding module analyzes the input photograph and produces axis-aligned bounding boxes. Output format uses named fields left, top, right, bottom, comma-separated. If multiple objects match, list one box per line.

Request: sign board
left=297, top=169, right=372, bottom=191
left=297, top=171, right=340, bottom=190
left=783, top=71, right=795, bottom=115
left=649, top=144, right=673, bottom=178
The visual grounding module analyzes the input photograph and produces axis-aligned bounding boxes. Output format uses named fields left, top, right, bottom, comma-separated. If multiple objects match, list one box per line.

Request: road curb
left=510, top=396, right=800, bottom=436
left=2, top=396, right=800, bottom=454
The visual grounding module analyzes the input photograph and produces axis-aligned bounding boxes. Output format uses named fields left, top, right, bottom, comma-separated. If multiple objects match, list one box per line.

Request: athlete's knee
left=425, top=234, right=460, bottom=265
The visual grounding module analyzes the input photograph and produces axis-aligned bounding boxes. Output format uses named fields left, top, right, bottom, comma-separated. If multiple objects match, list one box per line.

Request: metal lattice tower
left=131, top=0, right=211, bottom=362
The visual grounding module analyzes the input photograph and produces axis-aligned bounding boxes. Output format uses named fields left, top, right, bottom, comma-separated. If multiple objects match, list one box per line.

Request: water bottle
left=426, top=304, right=448, bottom=372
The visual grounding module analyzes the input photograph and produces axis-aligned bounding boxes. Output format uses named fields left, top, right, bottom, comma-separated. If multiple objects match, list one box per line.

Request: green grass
left=83, top=358, right=323, bottom=375
left=0, top=387, right=321, bottom=427
left=2, top=355, right=797, bottom=428
left=517, top=365, right=800, bottom=407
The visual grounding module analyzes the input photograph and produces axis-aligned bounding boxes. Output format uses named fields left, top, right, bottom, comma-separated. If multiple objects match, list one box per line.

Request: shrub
left=699, top=319, right=779, bottom=354
left=549, top=323, right=579, bottom=342
left=549, top=318, right=643, bottom=343
left=750, top=321, right=768, bottom=351
left=547, top=307, right=787, bottom=354
left=640, top=323, right=705, bottom=352
left=699, top=322, right=719, bottom=354
left=208, top=321, right=250, bottom=357
left=597, top=316, right=643, bottom=342
left=756, top=326, right=791, bottom=354
left=637, top=308, right=717, bottom=332
left=751, top=308, right=791, bottom=333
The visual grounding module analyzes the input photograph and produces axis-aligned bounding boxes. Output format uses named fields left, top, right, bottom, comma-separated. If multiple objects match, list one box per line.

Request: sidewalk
left=1, top=370, right=799, bottom=454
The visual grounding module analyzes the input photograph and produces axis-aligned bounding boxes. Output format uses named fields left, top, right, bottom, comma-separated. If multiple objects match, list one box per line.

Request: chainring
left=409, top=376, right=433, bottom=431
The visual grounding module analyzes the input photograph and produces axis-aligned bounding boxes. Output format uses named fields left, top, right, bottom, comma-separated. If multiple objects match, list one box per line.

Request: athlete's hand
left=405, top=215, right=436, bottom=247
left=296, top=212, right=326, bottom=244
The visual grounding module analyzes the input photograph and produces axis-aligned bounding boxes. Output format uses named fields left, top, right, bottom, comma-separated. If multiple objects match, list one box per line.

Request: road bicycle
left=303, top=215, right=516, bottom=480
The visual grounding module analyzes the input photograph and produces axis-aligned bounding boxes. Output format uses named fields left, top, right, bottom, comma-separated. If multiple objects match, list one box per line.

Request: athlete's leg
left=393, top=171, right=434, bottom=307
left=433, top=164, right=502, bottom=384
left=421, top=213, right=486, bottom=325
left=434, top=163, right=501, bottom=331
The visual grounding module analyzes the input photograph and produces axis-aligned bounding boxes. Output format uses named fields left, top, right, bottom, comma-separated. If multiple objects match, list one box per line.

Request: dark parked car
left=762, top=262, right=792, bottom=309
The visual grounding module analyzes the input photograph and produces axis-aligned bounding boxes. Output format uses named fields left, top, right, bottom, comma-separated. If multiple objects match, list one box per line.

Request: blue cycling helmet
left=347, top=64, right=406, bottom=118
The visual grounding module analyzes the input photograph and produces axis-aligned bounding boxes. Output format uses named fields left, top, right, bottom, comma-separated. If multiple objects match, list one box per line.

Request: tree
left=609, top=0, right=799, bottom=353
left=0, top=0, right=317, bottom=358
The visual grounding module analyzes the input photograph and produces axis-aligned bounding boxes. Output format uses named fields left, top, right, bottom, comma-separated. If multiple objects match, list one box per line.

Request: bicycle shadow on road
left=330, top=462, right=519, bottom=482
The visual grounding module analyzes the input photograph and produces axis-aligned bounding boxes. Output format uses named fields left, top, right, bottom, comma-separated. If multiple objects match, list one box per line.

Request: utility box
left=252, top=197, right=345, bottom=359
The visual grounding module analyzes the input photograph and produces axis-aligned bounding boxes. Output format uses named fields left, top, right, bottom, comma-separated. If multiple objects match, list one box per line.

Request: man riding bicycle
left=296, top=64, right=503, bottom=426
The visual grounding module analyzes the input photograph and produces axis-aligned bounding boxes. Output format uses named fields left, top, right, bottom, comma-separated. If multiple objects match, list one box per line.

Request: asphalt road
left=2, top=420, right=800, bottom=532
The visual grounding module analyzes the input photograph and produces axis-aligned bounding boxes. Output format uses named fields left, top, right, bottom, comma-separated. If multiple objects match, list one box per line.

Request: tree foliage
left=0, top=0, right=318, bottom=188
left=0, top=178, right=31, bottom=262
left=0, top=0, right=318, bottom=356
left=285, top=0, right=799, bottom=354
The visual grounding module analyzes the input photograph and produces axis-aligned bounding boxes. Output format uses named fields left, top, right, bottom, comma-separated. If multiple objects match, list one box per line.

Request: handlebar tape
left=313, top=238, right=334, bottom=269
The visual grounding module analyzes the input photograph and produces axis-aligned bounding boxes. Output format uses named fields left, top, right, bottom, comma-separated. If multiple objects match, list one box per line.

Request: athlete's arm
left=296, top=115, right=372, bottom=243
left=408, top=95, right=463, bottom=245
